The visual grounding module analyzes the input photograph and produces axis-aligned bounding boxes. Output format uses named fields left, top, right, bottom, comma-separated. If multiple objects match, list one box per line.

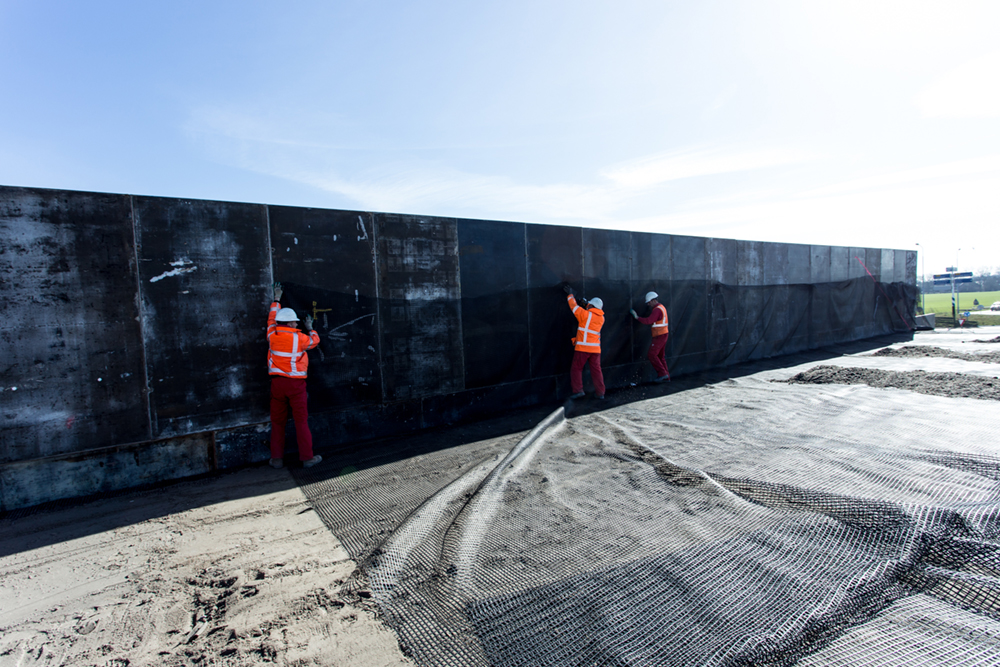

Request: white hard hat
left=276, top=307, right=299, bottom=322
left=588, top=297, right=603, bottom=310
left=644, top=291, right=658, bottom=303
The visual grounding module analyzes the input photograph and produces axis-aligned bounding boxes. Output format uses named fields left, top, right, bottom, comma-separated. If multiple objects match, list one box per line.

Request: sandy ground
left=0, top=466, right=413, bottom=667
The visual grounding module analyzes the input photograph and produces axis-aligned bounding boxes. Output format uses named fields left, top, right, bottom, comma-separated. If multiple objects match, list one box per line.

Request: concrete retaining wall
left=0, top=185, right=917, bottom=511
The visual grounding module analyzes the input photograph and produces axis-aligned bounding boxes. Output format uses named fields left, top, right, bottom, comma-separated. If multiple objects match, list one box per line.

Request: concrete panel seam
left=129, top=194, right=154, bottom=441
left=629, top=232, right=636, bottom=363
left=454, top=220, right=467, bottom=392
left=370, top=213, right=387, bottom=405
left=265, top=203, right=274, bottom=292
left=524, top=223, right=533, bottom=381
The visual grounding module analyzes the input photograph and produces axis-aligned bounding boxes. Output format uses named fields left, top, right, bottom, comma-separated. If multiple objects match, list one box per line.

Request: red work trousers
left=570, top=350, right=606, bottom=396
left=648, top=334, right=669, bottom=378
left=270, top=375, right=313, bottom=461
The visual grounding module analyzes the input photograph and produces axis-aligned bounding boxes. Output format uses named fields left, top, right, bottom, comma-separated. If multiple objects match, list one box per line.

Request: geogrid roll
left=295, top=347, right=1000, bottom=667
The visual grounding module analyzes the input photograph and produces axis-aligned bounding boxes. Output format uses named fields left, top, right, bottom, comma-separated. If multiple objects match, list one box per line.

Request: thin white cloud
left=914, top=50, right=1000, bottom=119
left=293, top=164, right=612, bottom=222
left=705, top=85, right=740, bottom=114
left=797, top=155, right=1000, bottom=198
left=280, top=147, right=817, bottom=223
left=600, top=146, right=814, bottom=189
left=186, top=107, right=819, bottom=222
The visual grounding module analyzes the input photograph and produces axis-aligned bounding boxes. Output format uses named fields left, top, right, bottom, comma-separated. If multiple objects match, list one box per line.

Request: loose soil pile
left=784, top=365, right=1000, bottom=401
left=871, top=345, right=1000, bottom=363
left=973, top=336, right=1000, bottom=343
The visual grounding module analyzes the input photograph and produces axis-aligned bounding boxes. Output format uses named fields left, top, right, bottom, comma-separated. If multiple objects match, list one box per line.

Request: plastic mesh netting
left=295, top=336, right=1000, bottom=666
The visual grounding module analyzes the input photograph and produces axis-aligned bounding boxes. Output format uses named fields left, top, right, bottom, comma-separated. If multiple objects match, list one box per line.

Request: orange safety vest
left=267, top=302, right=320, bottom=378
left=651, top=303, right=669, bottom=337
left=567, top=294, right=604, bottom=353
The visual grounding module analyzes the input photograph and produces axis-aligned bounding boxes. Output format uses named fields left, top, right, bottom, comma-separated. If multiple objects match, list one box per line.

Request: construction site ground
left=2, top=326, right=999, bottom=667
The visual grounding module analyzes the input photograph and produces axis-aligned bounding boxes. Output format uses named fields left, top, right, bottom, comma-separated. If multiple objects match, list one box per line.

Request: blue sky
left=2, top=0, right=998, bottom=277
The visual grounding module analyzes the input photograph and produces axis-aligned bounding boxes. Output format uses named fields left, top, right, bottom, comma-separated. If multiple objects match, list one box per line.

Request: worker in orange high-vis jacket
left=267, top=282, right=322, bottom=469
left=564, top=284, right=606, bottom=400
left=631, top=291, right=670, bottom=382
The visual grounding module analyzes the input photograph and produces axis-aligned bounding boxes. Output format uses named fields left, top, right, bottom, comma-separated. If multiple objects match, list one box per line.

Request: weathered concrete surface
left=134, top=196, right=272, bottom=438
left=377, top=214, right=464, bottom=401
left=0, top=184, right=918, bottom=511
left=0, top=434, right=212, bottom=512
left=458, top=218, right=530, bottom=389
left=0, top=189, right=147, bottom=462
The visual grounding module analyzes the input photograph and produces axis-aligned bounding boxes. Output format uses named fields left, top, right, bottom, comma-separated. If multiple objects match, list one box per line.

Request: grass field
left=921, top=291, right=1000, bottom=314
left=920, top=290, right=1000, bottom=326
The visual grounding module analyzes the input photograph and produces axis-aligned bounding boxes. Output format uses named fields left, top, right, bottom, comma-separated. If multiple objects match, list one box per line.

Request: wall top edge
left=0, top=183, right=912, bottom=254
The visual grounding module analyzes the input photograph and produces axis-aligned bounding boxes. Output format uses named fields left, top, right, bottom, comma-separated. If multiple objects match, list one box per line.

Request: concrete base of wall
left=0, top=434, right=214, bottom=513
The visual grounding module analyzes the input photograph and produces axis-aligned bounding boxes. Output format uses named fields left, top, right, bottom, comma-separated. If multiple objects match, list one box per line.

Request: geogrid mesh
left=295, top=343, right=1000, bottom=667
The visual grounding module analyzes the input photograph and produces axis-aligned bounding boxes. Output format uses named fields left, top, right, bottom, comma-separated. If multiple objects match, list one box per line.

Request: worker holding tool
left=564, top=284, right=606, bottom=399
left=631, top=291, right=670, bottom=382
left=267, top=282, right=323, bottom=469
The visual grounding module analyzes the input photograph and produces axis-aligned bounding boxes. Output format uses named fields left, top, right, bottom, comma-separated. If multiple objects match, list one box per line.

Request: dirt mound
left=783, top=365, right=1000, bottom=401
left=871, top=345, right=1000, bottom=363
left=973, top=336, right=1000, bottom=344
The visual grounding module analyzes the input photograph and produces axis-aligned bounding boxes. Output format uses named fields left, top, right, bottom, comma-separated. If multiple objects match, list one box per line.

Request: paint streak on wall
left=133, top=196, right=272, bottom=437
left=149, top=259, right=198, bottom=282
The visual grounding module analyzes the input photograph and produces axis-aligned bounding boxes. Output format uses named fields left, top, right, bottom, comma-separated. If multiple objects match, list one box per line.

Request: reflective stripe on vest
left=269, top=328, right=308, bottom=377
left=652, top=304, right=668, bottom=328
left=577, top=311, right=600, bottom=348
left=269, top=361, right=307, bottom=377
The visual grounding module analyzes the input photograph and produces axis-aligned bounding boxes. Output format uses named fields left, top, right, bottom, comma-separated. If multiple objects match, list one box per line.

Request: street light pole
left=915, top=242, right=925, bottom=313
left=954, top=248, right=960, bottom=320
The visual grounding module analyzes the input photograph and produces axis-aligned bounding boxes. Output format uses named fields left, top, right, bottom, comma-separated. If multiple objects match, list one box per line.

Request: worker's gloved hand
left=630, top=308, right=638, bottom=319
left=273, top=281, right=283, bottom=302
left=304, top=314, right=314, bottom=331
left=563, top=285, right=574, bottom=295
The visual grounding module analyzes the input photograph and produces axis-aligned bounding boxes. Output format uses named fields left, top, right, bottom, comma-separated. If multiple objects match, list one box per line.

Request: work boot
left=655, top=375, right=670, bottom=383
left=303, top=455, right=323, bottom=468
left=596, top=394, right=605, bottom=400
left=269, top=458, right=284, bottom=469
left=569, top=392, right=586, bottom=399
